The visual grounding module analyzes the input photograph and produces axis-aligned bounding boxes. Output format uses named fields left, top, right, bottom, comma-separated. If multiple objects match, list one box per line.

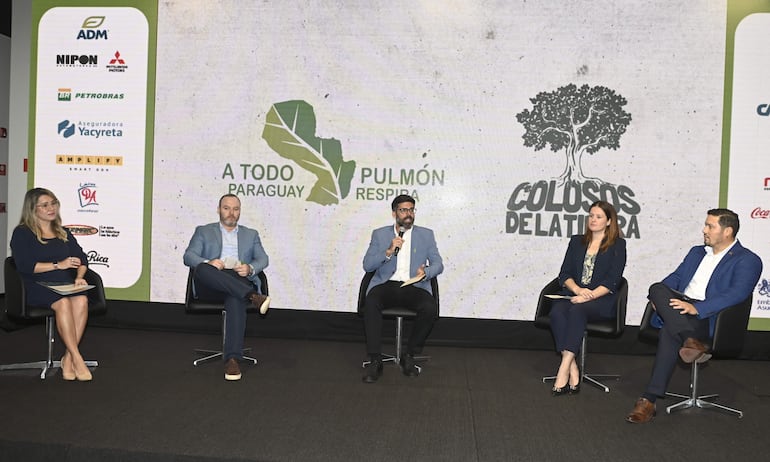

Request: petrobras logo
left=106, top=51, right=128, bottom=73
left=58, top=88, right=125, bottom=102
left=58, top=88, right=72, bottom=102
left=77, top=16, right=108, bottom=40
left=56, top=54, right=98, bottom=68
left=57, top=119, right=124, bottom=139
left=64, top=224, right=99, bottom=236
left=758, top=103, right=770, bottom=117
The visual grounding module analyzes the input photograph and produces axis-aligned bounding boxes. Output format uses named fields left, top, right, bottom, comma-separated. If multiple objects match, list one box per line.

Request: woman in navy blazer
left=549, top=201, right=626, bottom=395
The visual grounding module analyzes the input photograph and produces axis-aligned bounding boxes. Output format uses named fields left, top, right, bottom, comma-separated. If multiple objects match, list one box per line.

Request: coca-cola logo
left=750, top=207, right=770, bottom=219
left=86, top=250, right=110, bottom=267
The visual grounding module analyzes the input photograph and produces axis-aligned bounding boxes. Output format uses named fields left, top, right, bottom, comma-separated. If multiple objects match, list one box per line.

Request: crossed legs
left=51, top=294, right=91, bottom=381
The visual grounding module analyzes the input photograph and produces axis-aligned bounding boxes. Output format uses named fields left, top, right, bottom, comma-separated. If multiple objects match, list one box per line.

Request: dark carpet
left=1, top=325, right=769, bottom=462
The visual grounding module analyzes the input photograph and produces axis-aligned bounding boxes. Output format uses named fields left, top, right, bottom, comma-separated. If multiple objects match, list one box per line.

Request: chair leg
left=0, top=317, right=98, bottom=380
left=665, top=361, right=743, bottom=418
left=542, top=334, right=619, bottom=393
left=194, top=310, right=257, bottom=366
left=361, top=316, right=430, bottom=370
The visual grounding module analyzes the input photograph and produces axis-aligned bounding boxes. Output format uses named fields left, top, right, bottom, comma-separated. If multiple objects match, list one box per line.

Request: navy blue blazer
left=362, top=224, right=443, bottom=295
left=557, top=235, right=627, bottom=316
left=183, top=222, right=269, bottom=292
left=653, top=240, right=762, bottom=337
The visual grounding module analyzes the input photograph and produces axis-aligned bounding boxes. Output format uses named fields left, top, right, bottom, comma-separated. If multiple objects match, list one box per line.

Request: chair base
left=542, top=373, right=619, bottom=393
left=362, top=352, right=430, bottom=373
left=193, top=348, right=258, bottom=366
left=664, top=391, right=743, bottom=418
left=0, top=360, right=98, bottom=380
left=542, top=334, right=619, bottom=393
left=663, top=359, right=743, bottom=418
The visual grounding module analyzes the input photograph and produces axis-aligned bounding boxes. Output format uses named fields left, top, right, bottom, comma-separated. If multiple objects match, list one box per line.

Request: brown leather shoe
left=679, top=337, right=711, bottom=364
left=224, top=358, right=242, bottom=381
left=625, top=397, right=656, bottom=423
left=248, top=293, right=271, bottom=315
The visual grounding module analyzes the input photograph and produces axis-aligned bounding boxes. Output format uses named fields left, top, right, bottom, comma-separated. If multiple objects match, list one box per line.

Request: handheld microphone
left=393, top=226, right=406, bottom=255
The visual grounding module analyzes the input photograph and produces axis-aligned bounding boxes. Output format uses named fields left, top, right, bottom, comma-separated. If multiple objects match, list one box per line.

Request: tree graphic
left=516, top=84, right=631, bottom=185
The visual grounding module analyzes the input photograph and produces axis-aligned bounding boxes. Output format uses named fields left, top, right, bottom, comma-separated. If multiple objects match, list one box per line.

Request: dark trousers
left=645, top=282, right=710, bottom=397
left=363, top=280, right=438, bottom=357
left=549, top=297, right=615, bottom=354
left=192, top=263, right=258, bottom=361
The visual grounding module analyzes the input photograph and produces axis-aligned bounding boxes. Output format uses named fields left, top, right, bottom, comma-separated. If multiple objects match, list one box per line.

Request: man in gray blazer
left=183, top=194, right=270, bottom=381
left=362, top=194, right=444, bottom=383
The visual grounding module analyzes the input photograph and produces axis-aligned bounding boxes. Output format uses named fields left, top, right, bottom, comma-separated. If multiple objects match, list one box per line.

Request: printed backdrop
left=25, top=0, right=769, bottom=326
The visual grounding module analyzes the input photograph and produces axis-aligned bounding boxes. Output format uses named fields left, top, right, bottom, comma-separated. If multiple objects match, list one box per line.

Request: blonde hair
left=19, top=188, right=68, bottom=244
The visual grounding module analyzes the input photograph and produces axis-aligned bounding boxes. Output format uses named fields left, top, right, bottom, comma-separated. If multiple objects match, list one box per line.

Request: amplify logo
left=507, top=84, right=641, bottom=238
left=255, top=100, right=356, bottom=205
left=106, top=51, right=128, bottom=72
left=77, top=16, right=108, bottom=40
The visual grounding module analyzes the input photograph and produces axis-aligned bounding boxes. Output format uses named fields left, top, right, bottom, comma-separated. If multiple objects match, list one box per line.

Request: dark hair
left=391, top=194, right=415, bottom=211
left=582, top=200, right=621, bottom=253
left=707, top=208, right=740, bottom=237
left=218, top=194, right=240, bottom=207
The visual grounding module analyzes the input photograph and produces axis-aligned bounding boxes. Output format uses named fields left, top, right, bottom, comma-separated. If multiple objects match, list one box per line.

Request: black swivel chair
left=357, top=271, right=440, bottom=371
left=534, top=277, right=628, bottom=392
left=184, top=267, right=269, bottom=366
left=0, top=256, right=107, bottom=379
left=638, top=295, right=752, bottom=418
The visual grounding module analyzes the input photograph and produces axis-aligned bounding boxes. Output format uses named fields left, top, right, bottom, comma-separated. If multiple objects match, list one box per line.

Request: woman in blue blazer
left=549, top=200, right=626, bottom=395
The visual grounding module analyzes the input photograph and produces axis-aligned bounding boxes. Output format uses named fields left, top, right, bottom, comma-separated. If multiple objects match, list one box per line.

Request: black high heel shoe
left=551, top=385, right=569, bottom=396
left=568, top=383, right=580, bottom=395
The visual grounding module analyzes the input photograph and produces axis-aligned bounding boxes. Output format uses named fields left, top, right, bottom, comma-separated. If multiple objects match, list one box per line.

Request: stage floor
left=1, top=325, right=769, bottom=462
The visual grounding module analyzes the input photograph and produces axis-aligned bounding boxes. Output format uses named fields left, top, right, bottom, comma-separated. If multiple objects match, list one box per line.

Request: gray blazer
left=362, top=224, right=443, bottom=295
left=183, top=222, right=269, bottom=292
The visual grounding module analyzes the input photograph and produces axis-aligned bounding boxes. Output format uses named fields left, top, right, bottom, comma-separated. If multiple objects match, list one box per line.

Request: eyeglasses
left=396, top=208, right=416, bottom=214
left=36, top=200, right=60, bottom=209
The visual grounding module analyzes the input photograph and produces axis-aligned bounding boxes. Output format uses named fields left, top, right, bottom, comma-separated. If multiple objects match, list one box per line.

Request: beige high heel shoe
left=61, top=353, right=76, bottom=381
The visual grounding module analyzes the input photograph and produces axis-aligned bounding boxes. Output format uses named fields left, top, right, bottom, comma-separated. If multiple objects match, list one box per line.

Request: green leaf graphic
left=262, top=100, right=355, bottom=205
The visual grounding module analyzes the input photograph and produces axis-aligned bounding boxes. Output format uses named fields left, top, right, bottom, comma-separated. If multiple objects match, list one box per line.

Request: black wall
left=2, top=2, right=10, bottom=37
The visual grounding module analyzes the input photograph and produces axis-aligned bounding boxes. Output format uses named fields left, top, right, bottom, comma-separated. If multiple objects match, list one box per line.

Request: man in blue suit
left=362, top=194, right=444, bottom=383
left=626, top=208, right=762, bottom=423
left=183, top=194, right=270, bottom=381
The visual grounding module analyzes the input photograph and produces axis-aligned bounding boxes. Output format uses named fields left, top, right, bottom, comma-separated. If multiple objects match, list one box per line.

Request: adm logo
left=507, top=84, right=640, bottom=238
left=260, top=100, right=355, bottom=205
left=77, top=16, right=108, bottom=40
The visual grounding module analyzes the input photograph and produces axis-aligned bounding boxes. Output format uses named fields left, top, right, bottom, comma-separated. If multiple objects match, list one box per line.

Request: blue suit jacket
left=183, top=222, right=269, bottom=292
left=653, top=240, right=762, bottom=337
left=362, top=224, right=443, bottom=295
